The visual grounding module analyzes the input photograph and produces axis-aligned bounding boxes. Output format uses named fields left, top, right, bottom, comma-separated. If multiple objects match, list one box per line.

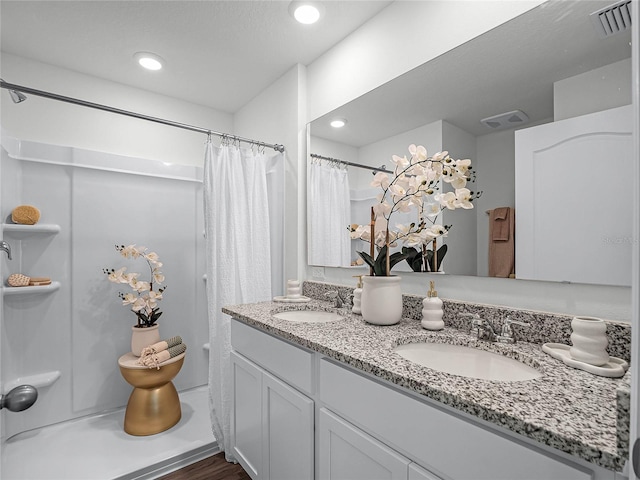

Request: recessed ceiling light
left=134, top=52, right=164, bottom=71
left=289, top=1, right=324, bottom=25
left=330, top=118, right=347, bottom=128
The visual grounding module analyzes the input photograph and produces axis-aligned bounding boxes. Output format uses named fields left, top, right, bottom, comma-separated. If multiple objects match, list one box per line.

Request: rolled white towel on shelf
left=139, top=335, right=183, bottom=357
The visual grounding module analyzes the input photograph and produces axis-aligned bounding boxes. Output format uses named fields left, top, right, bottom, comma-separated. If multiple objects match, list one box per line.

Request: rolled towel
left=11, top=205, right=40, bottom=225
left=139, top=336, right=183, bottom=357
left=137, top=343, right=187, bottom=369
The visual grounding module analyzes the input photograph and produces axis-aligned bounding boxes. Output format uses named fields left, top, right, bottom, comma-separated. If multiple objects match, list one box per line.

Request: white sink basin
left=394, top=342, right=541, bottom=382
left=273, top=310, right=344, bottom=323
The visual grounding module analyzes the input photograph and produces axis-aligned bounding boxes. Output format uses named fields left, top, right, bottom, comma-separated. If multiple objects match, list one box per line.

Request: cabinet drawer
left=231, top=319, right=314, bottom=395
left=320, top=359, right=592, bottom=480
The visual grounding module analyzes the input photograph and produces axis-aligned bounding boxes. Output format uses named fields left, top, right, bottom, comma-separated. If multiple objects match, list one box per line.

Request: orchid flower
left=354, top=144, right=479, bottom=275
left=454, top=188, right=474, bottom=209
left=104, top=244, right=166, bottom=327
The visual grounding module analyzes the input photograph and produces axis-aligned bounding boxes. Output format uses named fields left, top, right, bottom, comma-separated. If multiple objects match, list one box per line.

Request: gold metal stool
left=118, top=352, right=186, bottom=436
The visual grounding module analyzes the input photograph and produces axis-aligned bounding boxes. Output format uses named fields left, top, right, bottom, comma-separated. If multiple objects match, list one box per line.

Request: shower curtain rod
left=310, top=153, right=393, bottom=174
left=0, top=80, right=285, bottom=153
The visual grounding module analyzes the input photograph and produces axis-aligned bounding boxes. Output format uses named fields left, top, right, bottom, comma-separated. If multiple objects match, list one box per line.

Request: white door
left=318, top=407, right=410, bottom=480
left=515, top=104, right=633, bottom=286
left=230, top=351, right=262, bottom=480
left=262, top=370, right=314, bottom=480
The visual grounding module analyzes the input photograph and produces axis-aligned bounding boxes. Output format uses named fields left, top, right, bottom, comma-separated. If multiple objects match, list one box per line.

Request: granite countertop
left=223, top=299, right=629, bottom=472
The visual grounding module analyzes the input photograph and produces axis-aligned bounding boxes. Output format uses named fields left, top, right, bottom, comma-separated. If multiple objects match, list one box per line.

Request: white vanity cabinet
left=319, top=358, right=613, bottom=480
left=230, top=319, right=620, bottom=480
left=230, top=321, right=314, bottom=480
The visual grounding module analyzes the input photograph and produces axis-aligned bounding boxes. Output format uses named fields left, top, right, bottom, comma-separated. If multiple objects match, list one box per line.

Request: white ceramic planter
left=360, top=276, right=403, bottom=325
left=131, top=324, right=160, bottom=357
left=569, top=316, right=609, bottom=366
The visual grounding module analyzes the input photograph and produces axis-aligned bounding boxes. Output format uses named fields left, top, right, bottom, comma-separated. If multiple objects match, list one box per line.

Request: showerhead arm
left=0, top=78, right=28, bottom=103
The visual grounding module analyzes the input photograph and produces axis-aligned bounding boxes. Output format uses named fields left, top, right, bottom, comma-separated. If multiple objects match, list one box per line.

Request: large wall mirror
left=307, top=0, right=632, bottom=286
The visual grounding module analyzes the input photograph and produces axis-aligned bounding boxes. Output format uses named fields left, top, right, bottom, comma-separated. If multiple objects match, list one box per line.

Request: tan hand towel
left=491, top=207, right=510, bottom=241
left=489, top=207, right=515, bottom=278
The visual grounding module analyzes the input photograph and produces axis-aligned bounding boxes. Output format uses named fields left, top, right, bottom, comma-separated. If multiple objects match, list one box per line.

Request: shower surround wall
left=0, top=135, right=209, bottom=440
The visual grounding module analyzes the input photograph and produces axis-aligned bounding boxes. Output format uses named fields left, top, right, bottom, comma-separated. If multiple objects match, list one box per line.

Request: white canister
left=360, top=275, right=403, bottom=325
left=286, top=279, right=301, bottom=298
left=569, top=316, right=609, bottom=366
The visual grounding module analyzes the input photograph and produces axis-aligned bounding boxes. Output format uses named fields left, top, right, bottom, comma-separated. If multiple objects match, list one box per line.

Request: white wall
left=234, top=64, right=306, bottom=288
left=306, top=1, right=544, bottom=121
left=554, top=58, right=632, bottom=121
left=1, top=53, right=232, bottom=166
left=442, top=121, right=477, bottom=276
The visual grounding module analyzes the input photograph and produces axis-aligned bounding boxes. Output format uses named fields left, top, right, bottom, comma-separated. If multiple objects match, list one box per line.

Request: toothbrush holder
left=569, top=316, right=609, bottom=366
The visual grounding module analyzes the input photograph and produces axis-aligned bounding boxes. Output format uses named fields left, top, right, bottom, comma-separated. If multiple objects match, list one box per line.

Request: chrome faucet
left=0, top=241, right=11, bottom=260
left=496, top=317, right=530, bottom=344
left=325, top=290, right=351, bottom=308
left=460, top=313, right=530, bottom=343
left=477, top=319, right=499, bottom=342
left=459, top=313, right=487, bottom=338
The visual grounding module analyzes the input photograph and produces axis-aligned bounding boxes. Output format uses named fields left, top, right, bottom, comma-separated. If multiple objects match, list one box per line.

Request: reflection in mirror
left=308, top=0, right=632, bottom=285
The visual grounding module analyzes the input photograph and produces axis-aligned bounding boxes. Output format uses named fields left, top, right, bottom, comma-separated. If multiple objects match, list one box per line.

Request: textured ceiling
left=1, top=0, right=632, bottom=140
left=0, top=0, right=392, bottom=113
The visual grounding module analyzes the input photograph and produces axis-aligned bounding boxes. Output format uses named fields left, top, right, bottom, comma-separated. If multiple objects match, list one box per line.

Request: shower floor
left=1, top=386, right=217, bottom=480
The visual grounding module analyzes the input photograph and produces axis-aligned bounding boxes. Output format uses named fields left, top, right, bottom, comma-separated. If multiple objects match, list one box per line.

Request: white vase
left=131, top=324, right=160, bottom=357
left=360, top=276, right=403, bottom=325
left=569, top=316, right=609, bottom=366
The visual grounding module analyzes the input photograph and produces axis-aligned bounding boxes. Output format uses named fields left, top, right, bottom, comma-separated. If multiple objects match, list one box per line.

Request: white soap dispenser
left=352, top=275, right=363, bottom=315
left=421, top=281, right=444, bottom=330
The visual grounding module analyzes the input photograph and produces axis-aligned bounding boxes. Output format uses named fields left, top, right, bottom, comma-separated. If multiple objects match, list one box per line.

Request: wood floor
left=158, top=452, right=251, bottom=480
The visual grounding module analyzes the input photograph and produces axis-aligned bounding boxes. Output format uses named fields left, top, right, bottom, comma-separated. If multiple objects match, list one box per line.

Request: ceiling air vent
left=480, top=110, right=529, bottom=130
left=590, top=1, right=632, bottom=38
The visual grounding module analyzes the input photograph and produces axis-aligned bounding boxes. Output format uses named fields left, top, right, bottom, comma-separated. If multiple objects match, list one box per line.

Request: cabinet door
left=319, top=408, right=410, bottom=480
left=230, top=351, right=262, bottom=480
left=262, top=371, right=314, bottom=480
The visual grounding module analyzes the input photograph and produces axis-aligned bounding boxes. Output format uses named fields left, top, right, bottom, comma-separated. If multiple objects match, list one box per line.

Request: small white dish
left=542, top=343, right=628, bottom=378
left=273, top=295, right=311, bottom=303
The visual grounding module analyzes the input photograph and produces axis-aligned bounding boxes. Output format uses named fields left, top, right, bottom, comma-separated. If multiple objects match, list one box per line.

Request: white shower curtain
left=203, top=141, right=278, bottom=460
left=308, top=160, right=351, bottom=267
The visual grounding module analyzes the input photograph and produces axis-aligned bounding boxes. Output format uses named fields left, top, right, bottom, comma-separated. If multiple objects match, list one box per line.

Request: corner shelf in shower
left=2, top=223, right=61, bottom=238
left=3, top=370, right=61, bottom=394
left=2, top=281, right=61, bottom=297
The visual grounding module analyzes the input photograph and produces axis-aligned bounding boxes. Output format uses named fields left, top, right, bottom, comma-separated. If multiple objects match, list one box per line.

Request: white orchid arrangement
left=350, top=144, right=479, bottom=275
left=103, top=244, right=166, bottom=328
